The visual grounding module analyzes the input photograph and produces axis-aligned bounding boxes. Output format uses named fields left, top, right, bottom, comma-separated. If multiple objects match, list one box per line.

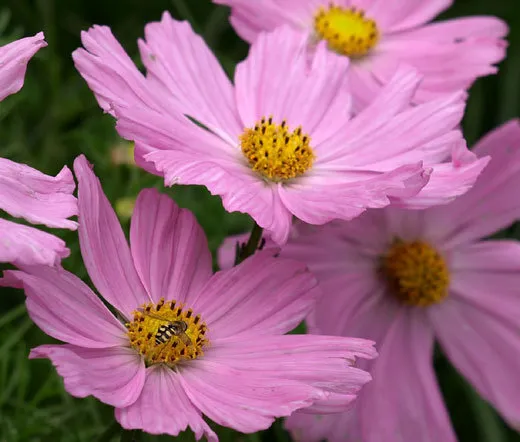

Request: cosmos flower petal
left=217, top=0, right=506, bottom=104
left=447, top=240, right=520, bottom=328
left=144, top=149, right=294, bottom=245
left=392, top=141, right=490, bottom=208
left=30, top=344, right=145, bottom=408
left=370, top=0, right=453, bottom=33
left=429, top=274, right=520, bottom=428
left=378, top=18, right=508, bottom=101
left=0, top=159, right=77, bottom=229
left=332, top=65, right=421, bottom=149
left=392, top=15, right=508, bottom=41
left=75, top=24, right=239, bottom=162
left=234, top=25, right=352, bottom=142
left=115, top=365, right=217, bottom=441
left=130, top=188, right=212, bottom=305
left=208, top=334, right=377, bottom=391
left=0, top=32, right=46, bottom=101
left=190, top=250, right=319, bottom=339
left=285, top=409, right=359, bottom=442
left=359, top=310, right=457, bottom=442
left=138, top=12, right=242, bottom=138
left=1, top=266, right=127, bottom=348
left=336, top=83, right=465, bottom=168
left=73, top=26, right=163, bottom=115
left=74, top=155, right=150, bottom=318
left=180, top=360, right=318, bottom=433
left=214, top=0, right=313, bottom=43
left=179, top=335, right=374, bottom=434
left=424, top=120, right=520, bottom=248
left=278, top=162, right=429, bottom=226
left=0, top=218, right=70, bottom=266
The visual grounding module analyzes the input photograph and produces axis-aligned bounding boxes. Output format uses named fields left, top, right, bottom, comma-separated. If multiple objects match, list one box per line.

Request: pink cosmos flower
left=73, top=14, right=489, bottom=245
left=221, top=120, right=520, bottom=441
left=214, top=0, right=508, bottom=107
left=1, top=154, right=377, bottom=440
left=0, top=33, right=77, bottom=266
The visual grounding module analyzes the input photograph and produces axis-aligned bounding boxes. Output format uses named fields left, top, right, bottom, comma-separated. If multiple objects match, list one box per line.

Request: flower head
left=0, top=33, right=78, bottom=267
left=1, top=154, right=376, bottom=440
left=215, top=0, right=508, bottom=107
left=243, top=120, right=520, bottom=441
left=74, top=13, right=487, bottom=244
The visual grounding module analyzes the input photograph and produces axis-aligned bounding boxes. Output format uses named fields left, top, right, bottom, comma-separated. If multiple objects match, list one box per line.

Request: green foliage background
left=0, top=0, right=518, bottom=440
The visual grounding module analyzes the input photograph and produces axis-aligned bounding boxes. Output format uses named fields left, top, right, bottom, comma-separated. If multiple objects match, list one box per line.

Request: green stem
left=235, top=222, right=264, bottom=265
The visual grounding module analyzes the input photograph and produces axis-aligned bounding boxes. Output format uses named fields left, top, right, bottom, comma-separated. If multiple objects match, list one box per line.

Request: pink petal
left=207, top=334, right=376, bottom=392
left=3, top=267, right=127, bottom=348
left=234, top=26, right=351, bottom=138
left=191, top=250, right=319, bottom=339
left=359, top=310, right=457, bottom=442
left=281, top=260, right=397, bottom=441
left=377, top=17, right=507, bottom=101
left=214, top=0, right=316, bottom=43
left=285, top=409, right=358, bottom=442
left=178, top=334, right=374, bottom=433
left=139, top=12, right=242, bottom=139
left=144, top=149, right=294, bottom=245
left=179, top=359, right=320, bottom=434
left=0, top=159, right=77, bottom=229
left=217, top=232, right=250, bottom=271
left=429, top=267, right=520, bottom=427
left=334, top=86, right=465, bottom=169
left=392, top=141, right=490, bottom=208
left=326, top=65, right=422, bottom=142
left=424, top=120, right=520, bottom=248
left=115, top=365, right=217, bottom=441
left=0, top=218, right=69, bottom=266
left=73, top=26, right=164, bottom=116
left=73, top=155, right=150, bottom=318
left=367, top=0, right=452, bottom=33
left=30, top=344, right=145, bottom=408
left=278, top=162, right=429, bottom=226
left=130, top=188, right=212, bottom=304
left=217, top=231, right=278, bottom=271
left=391, top=16, right=508, bottom=41
left=0, top=32, right=46, bottom=101
left=447, top=240, right=520, bottom=332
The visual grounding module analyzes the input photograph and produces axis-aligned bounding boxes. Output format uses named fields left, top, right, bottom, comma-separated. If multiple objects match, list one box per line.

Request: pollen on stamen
left=314, top=4, right=379, bottom=58
left=379, top=239, right=450, bottom=307
left=126, top=297, right=209, bottom=366
left=240, top=117, right=314, bottom=182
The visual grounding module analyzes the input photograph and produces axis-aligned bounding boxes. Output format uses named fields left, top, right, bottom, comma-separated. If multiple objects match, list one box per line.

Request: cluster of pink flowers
left=1, top=1, right=519, bottom=441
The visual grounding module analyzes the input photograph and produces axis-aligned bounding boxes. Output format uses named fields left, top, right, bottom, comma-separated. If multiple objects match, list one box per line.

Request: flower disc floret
left=380, top=239, right=450, bottom=307
left=127, top=297, right=208, bottom=365
left=240, top=117, right=314, bottom=182
left=314, top=5, right=379, bottom=57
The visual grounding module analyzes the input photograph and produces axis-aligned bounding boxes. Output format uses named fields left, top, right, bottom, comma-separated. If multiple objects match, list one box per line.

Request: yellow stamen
left=380, top=239, right=450, bottom=307
left=314, top=4, right=379, bottom=58
left=127, top=297, right=208, bottom=366
left=240, top=117, right=314, bottom=182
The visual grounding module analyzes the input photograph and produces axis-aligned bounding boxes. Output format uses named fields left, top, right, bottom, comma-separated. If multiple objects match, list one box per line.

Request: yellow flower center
left=127, top=298, right=208, bottom=366
left=314, top=5, right=379, bottom=58
left=240, top=117, right=314, bottom=182
left=380, top=239, right=450, bottom=307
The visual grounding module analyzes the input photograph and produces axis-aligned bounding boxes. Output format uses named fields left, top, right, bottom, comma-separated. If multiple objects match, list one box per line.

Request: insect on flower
left=137, top=307, right=193, bottom=347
